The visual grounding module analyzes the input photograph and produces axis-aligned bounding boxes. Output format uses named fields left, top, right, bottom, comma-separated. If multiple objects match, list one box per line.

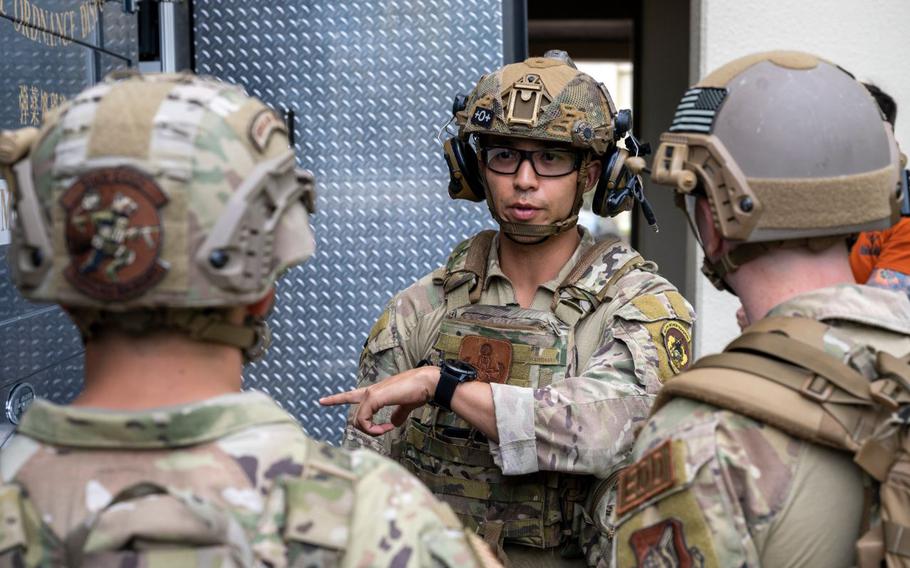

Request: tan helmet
left=442, top=50, right=652, bottom=240
left=650, top=51, right=903, bottom=289
left=0, top=72, right=316, bottom=359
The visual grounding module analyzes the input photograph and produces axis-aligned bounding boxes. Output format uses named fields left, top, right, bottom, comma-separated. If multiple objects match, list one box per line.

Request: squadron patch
left=628, top=519, right=704, bottom=568
left=61, top=167, right=168, bottom=301
left=459, top=335, right=512, bottom=384
left=662, top=320, right=692, bottom=374
left=249, top=109, right=287, bottom=153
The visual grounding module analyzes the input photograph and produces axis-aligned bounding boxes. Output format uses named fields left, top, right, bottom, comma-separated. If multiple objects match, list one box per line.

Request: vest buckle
left=801, top=374, right=834, bottom=402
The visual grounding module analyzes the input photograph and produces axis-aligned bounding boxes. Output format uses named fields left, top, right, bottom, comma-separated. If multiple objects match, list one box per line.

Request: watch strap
left=433, top=370, right=460, bottom=411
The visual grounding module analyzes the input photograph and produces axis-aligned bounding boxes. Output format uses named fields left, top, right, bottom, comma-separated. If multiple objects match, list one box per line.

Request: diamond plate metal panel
left=0, top=2, right=135, bottom=425
left=195, top=0, right=503, bottom=442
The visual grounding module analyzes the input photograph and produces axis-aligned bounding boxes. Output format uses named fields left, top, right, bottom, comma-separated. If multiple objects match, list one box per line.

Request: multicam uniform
left=345, top=227, right=694, bottom=561
left=0, top=391, right=484, bottom=566
left=611, top=285, right=910, bottom=567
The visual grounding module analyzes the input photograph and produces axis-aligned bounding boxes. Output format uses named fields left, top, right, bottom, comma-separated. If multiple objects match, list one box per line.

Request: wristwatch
left=431, top=359, right=477, bottom=411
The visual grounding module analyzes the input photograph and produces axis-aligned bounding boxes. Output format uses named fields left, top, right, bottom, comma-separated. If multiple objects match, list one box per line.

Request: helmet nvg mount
left=0, top=72, right=316, bottom=360
left=650, top=51, right=903, bottom=290
left=442, top=50, right=656, bottom=241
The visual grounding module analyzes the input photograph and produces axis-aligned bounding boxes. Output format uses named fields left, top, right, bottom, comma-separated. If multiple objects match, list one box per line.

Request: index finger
left=318, top=388, right=366, bottom=407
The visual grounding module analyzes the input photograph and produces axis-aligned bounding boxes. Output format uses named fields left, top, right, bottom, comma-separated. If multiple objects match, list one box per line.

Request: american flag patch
left=668, top=87, right=728, bottom=133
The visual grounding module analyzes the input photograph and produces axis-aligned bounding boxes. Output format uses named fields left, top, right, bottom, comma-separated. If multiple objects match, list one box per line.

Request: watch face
left=445, top=359, right=477, bottom=380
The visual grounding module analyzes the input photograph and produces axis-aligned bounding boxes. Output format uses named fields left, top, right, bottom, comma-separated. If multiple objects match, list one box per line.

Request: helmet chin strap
left=484, top=154, right=592, bottom=244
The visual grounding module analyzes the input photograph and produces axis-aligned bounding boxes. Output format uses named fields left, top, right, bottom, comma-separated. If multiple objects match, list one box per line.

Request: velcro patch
left=458, top=335, right=512, bottom=384
left=249, top=109, right=287, bottom=152
left=662, top=320, right=692, bottom=374
left=470, top=107, right=494, bottom=128
left=616, top=440, right=674, bottom=517
left=61, top=167, right=169, bottom=301
left=628, top=518, right=705, bottom=568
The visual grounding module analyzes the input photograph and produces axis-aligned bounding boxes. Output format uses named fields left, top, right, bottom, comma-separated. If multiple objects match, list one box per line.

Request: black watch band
left=433, top=359, right=477, bottom=411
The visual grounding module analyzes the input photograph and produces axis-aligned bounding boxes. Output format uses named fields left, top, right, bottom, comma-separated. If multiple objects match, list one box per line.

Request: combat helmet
left=0, top=72, right=316, bottom=360
left=442, top=50, right=655, bottom=240
left=650, top=51, right=903, bottom=289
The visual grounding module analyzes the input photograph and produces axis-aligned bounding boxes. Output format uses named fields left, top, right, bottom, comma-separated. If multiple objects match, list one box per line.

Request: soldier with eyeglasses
left=322, top=51, right=694, bottom=567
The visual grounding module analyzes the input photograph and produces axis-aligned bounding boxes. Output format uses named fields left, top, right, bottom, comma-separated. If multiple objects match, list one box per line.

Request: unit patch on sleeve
left=662, top=320, right=692, bottom=374
left=616, top=440, right=675, bottom=517
left=459, top=335, right=512, bottom=384
left=628, top=518, right=704, bottom=568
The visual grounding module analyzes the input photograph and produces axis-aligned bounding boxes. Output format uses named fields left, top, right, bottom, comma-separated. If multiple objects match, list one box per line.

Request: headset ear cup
left=592, top=151, right=620, bottom=217
left=443, top=138, right=485, bottom=202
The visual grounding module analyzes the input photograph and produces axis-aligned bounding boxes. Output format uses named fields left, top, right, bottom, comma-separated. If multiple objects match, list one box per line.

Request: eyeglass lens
left=484, top=147, right=578, bottom=177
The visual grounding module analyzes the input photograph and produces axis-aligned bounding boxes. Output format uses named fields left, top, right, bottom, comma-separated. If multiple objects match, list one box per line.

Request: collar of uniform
left=766, top=283, right=910, bottom=335
left=16, top=390, right=299, bottom=449
left=485, top=226, right=597, bottom=294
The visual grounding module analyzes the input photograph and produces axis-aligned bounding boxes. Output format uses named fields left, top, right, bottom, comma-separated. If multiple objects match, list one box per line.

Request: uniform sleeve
left=341, top=303, right=411, bottom=456
left=850, top=231, right=879, bottom=284
left=490, top=280, right=695, bottom=476
left=344, top=451, right=494, bottom=568
left=860, top=220, right=910, bottom=279
left=611, top=400, right=806, bottom=568
left=342, top=273, right=445, bottom=456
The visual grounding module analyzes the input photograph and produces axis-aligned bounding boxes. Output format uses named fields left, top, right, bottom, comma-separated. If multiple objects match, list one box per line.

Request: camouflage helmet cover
left=1, top=72, right=315, bottom=312
left=457, top=51, right=618, bottom=155
left=652, top=51, right=902, bottom=244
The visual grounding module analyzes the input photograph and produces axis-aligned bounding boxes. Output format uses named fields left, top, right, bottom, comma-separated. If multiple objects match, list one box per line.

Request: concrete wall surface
left=692, top=0, right=910, bottom=355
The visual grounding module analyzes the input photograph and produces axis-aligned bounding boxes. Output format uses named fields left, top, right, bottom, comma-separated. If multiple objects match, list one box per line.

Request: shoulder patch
left=616, top=440, right=675, bottom=517
left=662, top=320, right=692, bottom=374
left=367, top=309, right=390, bottom=343
left=622, top=293, right=695, bottom=382
left=614, top=437, right=720, bottom=568
left=628, top=518, right=705, bottom=568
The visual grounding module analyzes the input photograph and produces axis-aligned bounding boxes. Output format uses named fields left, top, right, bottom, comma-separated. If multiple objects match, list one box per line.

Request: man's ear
left=695, top=196, right=725, bottom=260
left=584, top=159, right=602, bottom=191
left=246, top=287, right=276, bottom=318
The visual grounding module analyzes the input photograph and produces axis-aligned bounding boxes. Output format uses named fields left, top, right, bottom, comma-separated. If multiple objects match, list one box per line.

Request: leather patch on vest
left=662, top=321, right=692, bottom=374
left=628, top=518, right=704, bottom=568
left=616, top=440, right=675, bottom=517
left=61, top=167, right=168, bottom=301
left=459, top=335, right=512, bottom=384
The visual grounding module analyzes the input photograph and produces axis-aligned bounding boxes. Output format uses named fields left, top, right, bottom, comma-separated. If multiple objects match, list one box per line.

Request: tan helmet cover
left=458, top=50, right=618, bottom=154
left=652, top=51, right=902, bottom=244
left=456, top=50, right=620, bottom=239
left=1, top=73, right=316, bottom=311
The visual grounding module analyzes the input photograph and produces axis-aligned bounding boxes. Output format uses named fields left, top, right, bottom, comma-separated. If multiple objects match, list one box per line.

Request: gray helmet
left=650, top=51, right=902, bottom=288
left=0, top=72, right=316, bottom=358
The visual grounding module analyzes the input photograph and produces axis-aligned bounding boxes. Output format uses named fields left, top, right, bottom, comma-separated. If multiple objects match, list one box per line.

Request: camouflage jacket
left=0, top=391, right=486, bottom=567
left=344, top=228, right=694, bottom=478
left=610, top=285, right=910, bottom=568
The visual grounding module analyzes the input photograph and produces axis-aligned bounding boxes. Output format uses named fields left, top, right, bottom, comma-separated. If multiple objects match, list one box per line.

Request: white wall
left=692, top=0, right=910, bottom=355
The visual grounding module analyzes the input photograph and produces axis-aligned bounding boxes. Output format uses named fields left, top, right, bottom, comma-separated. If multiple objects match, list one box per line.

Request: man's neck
left=498, top=227, right=581, bottom=307
left=73, top=331, right=244, bottom=410
left=728, top=244, right=856, bottom=324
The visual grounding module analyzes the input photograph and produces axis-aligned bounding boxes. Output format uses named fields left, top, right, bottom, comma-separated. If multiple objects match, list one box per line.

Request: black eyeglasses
left=481, top=146, right=581, bottom=177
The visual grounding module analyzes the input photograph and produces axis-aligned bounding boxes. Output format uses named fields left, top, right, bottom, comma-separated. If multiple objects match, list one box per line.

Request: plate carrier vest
left=644, top=315, right=910, bottom=568
left=401, top=230, right=650, bottom=551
